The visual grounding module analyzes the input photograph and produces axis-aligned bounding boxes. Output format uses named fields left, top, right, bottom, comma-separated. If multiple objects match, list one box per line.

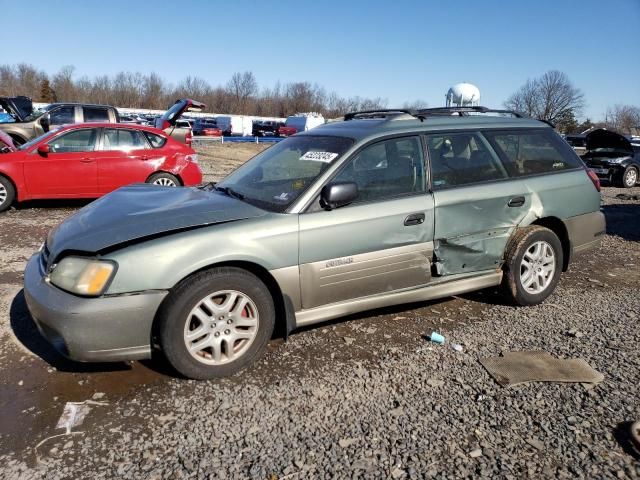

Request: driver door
left=298, top=136, right=435, bottom=309
left=24, top=128, right=98, bottom=197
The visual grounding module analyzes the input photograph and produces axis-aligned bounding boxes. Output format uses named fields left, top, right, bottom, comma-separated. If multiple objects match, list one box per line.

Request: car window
left=426, top=132, right=507, bottom=189
left=103, top=129, right=149, bottom=151
left=333, top=136, right=425, bottom=202
left=84, top=107, right=110, bottom=122
left=483, top=129, right=582, bottom=177
left=48, top=106, right=75, bottom=127
left=48, top=129, right=97, bottom=153
left=144, top=131, right=167, bottom=148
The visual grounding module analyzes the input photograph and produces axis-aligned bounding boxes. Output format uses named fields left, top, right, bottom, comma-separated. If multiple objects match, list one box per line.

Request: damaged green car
left=24, top=107, right=605, bottom=379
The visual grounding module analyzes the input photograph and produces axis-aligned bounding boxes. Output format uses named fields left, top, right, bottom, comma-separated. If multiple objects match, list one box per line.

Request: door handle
left=508, top=196, right=525, bottom=207
left=404, top=212, right=425, bottom=226
left=80, top=158, right=94, bottom=163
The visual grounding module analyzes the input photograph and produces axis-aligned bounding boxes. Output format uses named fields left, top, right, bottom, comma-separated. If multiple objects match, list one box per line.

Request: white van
left=216, top=116, right=253, bottom=136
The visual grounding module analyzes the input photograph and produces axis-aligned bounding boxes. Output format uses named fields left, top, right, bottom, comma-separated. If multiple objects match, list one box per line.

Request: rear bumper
left=23, top=254, right=167, bottom=362
left=565, top=211, right=606, bottom=256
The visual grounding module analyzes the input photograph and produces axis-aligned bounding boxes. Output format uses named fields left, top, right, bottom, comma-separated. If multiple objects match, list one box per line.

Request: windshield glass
left=218, top=135, right=353, bottom=212
left=18, top=128, right=60, bottom=151
left=24, top=104, right=55, bottom=122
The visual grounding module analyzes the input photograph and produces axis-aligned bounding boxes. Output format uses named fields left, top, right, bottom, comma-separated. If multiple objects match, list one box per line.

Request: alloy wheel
left=520, top=240, right=556, bottom=294
left=183, top=290, right=259, bottom=365
left=153, top=177, right=177, bottom=187
left=0, top=184, right=6, bottom=205
left=624, top=168, right=638, bottom=187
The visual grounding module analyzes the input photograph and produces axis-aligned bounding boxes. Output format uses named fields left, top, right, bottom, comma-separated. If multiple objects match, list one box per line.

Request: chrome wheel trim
left=624, top=168, right=637, bottom=187
left=183, top=290, right=259, bottom=365
left=153, top=177, right=177, bottom=187
left=0, top=184, right=6, bottom=205
left=520, top=240, right=556, bottom=294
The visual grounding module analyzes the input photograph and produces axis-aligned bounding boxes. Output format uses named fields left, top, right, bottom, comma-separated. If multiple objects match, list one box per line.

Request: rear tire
left=0, top=176, right=16, bottom=212
left=502, top=226, right=563, bottom=306
left=147, top=172, right=180, bottom=187
left=157, top=267, right=275, bottom=380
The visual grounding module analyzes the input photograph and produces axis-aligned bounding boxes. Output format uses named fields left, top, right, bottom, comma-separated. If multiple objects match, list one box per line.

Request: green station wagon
left=24, top=107, right=605, bottom=379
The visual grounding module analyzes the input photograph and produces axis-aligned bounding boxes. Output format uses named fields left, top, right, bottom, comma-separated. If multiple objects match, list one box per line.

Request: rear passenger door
left=97, top=128, right=156, bottom=193
left=298, top=136, right=435, bottom=309
left=426, top=131, right=529, bottom=276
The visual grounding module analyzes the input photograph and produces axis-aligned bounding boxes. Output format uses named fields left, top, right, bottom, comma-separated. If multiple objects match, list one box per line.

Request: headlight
left=608, top=156, right=631, bottom=164
left=49, top=256, right=116, bottom=296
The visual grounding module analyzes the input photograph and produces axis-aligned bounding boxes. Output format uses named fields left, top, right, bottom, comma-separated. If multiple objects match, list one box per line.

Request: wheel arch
left=0, top=172, right=19, bottom=202
left=528, top=216, right=571, bottom=271
left=153, top=260, right=292, bottom=344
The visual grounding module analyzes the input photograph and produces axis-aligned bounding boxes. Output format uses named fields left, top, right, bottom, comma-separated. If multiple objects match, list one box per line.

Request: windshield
left=218, top=135, right=353, bottom=212
left=24, top=104, right=55, bottom=122
left=18, top=128, right=60, bottom=151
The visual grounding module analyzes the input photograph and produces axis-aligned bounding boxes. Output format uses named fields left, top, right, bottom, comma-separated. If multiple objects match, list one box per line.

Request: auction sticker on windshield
left=300, top=151, right=339, bottom=163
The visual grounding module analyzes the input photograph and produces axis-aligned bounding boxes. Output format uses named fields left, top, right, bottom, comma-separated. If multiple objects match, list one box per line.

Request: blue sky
left=2, top=0, right=639, bottom=120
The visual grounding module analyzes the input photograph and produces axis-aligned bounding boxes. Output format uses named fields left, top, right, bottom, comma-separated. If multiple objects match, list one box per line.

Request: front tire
left=157, top=267, right=275, bottom=379
left=0, top=176, right=16, bottom=212
left=502, top=226, right=563, bottom=306
left=619, top=166, right=638, bottom=188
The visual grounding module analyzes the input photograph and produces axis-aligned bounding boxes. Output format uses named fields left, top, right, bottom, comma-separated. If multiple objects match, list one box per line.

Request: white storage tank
left=445, top=83, right=480, bottom=107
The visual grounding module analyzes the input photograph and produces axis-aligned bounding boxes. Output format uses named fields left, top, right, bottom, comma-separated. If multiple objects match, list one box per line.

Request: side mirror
left=37, top=144, right=50, bottom=155
left=40, top=114, right=50, bottom=132
left=320, top=182, right=358, bottom=210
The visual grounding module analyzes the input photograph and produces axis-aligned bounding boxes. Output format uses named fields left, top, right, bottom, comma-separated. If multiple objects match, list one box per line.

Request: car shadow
left=9, top=289, right=172, bottom=376
left=603, top=203, right=640, bottom=241
left=613, top=421, right=640, bottom=460
left=13, top=198, right=95, bottom=210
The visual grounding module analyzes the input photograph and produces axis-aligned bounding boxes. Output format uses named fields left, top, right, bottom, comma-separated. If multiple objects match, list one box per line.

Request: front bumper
left=587, top=164, right=624, bottom=181
left=23, top=254, right=168, bottom=362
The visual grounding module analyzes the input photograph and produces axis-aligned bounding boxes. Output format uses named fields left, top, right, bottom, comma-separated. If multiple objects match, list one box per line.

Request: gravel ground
left=0, top=159, right=638, bottom=478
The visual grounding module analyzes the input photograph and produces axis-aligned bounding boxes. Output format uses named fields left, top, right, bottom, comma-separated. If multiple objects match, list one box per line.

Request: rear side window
left=103, top=129, right=149, bottom=151
left=484, top=129, right=582, bottom=177
left=48, top=129, right=97, bottom=153
left=84, top=107, right=110, bottom=122
left=426, top=132, right=508, bottom=189
left=144, top=131, right=167, bottom=148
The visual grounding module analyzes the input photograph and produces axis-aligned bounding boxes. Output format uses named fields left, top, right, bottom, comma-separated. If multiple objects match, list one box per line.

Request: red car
left=0, top=123, right=202, bottom=212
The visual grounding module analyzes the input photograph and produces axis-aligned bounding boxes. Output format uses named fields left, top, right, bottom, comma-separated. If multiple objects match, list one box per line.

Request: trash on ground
left=429, top=332, right=445, bottom=344
left=616, top=193, right=640, bottom=201
left=479, top=351, right=604, bottom=387
left=56, top=400, right=108, bottom=434
left=565, top=328, right=584, bottom=338
left=451, top=343, right=464, bottom=352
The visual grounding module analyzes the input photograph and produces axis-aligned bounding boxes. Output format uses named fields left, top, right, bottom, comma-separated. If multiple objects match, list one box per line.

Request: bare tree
left=225, top=72, right=258, bottom=114
left=52, top=65, right=76, bottom=102
left=504, top=70, right=584, bottom=124
left=605, top=104, right=640, bottom=135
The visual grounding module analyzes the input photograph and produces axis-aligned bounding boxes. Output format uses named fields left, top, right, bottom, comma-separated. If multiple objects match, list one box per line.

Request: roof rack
left=343, top=109, right=420, bottom=121
left=415, top=106, right=524, bottom=117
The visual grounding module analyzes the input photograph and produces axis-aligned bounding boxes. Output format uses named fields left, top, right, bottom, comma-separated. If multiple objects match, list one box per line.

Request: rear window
left=483, top=129, right=582, bottom=177
left=144, top=131, right=167, bottom=148
left=84, top=107, right=110, bottom=122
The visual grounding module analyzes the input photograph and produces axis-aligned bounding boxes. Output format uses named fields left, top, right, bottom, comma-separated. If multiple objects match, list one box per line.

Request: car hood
left=46, top=184, right=267, bottom=259
left=585, top=129, right=633, bottom=153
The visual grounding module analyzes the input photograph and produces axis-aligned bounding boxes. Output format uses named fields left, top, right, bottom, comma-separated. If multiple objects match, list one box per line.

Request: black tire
left=0, top=176, right=16, bottom=212
left=501, top=226, right=563, bottom=306
left=619, top=166, right=638, bottom=188
left=146, top=172, right=180, bottom=187
left=157, top=267, right=275, bottom=379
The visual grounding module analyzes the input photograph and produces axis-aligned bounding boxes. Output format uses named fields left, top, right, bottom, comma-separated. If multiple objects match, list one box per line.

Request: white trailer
left=216, top=115, right=253, bottom=136
left=284, top=113, right=325, bottom=133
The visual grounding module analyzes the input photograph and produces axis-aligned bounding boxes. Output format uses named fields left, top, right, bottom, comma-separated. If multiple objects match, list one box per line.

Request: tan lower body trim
left=295, top=270, right=502, bottom=327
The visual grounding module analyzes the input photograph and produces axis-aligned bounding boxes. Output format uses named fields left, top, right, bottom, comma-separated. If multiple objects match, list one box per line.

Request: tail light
left=586, top=169, right=601, bottom=192
left=185, top=130, right=192, bottom=146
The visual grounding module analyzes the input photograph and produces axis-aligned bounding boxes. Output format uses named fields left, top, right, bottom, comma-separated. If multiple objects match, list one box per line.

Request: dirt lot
left=0, top=145, right=638, bottom=478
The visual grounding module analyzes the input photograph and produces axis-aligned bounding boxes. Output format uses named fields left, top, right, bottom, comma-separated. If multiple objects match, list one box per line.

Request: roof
left=48, top=102, right=117, bottom=109
left=56, top=122, right=166, bottom=134
left=299, top=114, right=550, bottom=143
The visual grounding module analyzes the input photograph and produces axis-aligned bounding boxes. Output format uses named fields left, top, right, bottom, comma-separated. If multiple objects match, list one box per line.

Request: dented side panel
left=432, top=180, right=530, bottom=275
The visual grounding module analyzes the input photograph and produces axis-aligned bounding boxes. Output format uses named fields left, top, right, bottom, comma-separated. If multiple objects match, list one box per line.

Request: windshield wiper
left=214, top=185, right=245, bottom=200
